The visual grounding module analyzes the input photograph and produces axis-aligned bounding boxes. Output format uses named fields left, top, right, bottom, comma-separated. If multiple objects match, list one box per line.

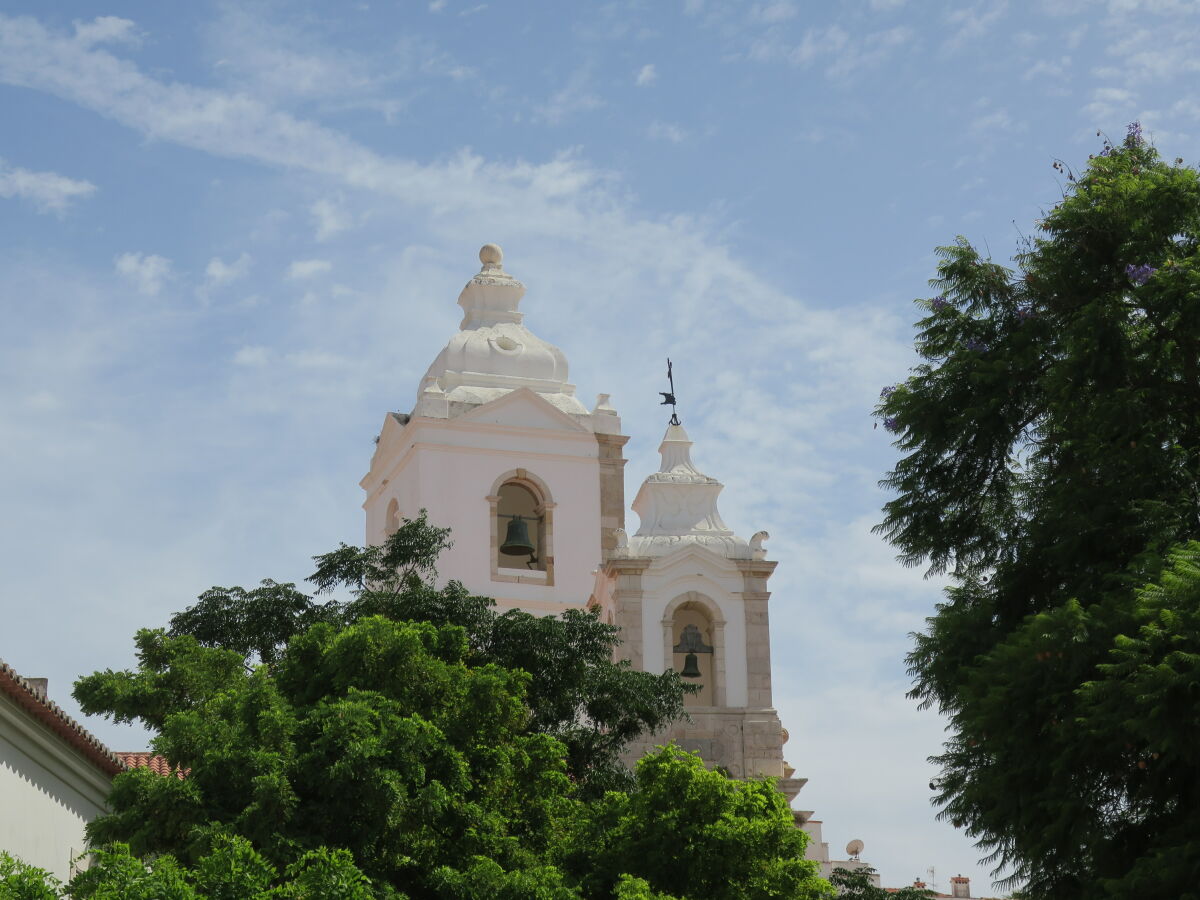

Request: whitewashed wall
left=0, top=694, right=110, bottom=882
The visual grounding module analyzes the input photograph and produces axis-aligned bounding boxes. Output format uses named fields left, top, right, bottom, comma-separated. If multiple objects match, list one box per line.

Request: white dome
left=414, top=245, right=588, bottom=417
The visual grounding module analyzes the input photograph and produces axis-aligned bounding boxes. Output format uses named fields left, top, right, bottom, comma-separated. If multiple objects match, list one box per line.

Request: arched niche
left=662, top=592, right=726, bottom=708
left=385, top=498, right=401, bottom=536
left=486, top=468, right=555, bottom=586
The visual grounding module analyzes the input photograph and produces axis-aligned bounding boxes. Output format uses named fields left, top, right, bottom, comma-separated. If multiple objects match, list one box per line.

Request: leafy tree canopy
left=877, top=124, right=1200, bottom=899
left=63, top=514, right=827, bottom=899
left=828, top=866, right=932, bottom=900
left=154, top=512, right=686, bottom=796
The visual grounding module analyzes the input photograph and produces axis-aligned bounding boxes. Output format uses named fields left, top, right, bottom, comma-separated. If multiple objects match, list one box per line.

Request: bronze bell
left=680, top=651, right=702, bottom=679
left=500, top=515, right=535, bottom=556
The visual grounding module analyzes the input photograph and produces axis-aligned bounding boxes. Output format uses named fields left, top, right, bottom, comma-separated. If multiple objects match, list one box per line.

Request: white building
left=361, top=244, right=874, bottom=882
left=0, top=660, right=120, bottom=882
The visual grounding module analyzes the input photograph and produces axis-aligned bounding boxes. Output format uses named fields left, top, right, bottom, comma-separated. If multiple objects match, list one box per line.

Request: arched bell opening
left=487, top=468, right=555, bottom=586
left=665, top=597, right=722, bottom=708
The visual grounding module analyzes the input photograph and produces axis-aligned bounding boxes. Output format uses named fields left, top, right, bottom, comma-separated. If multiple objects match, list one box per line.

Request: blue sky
left=2, top=0, right=1198, bottom=893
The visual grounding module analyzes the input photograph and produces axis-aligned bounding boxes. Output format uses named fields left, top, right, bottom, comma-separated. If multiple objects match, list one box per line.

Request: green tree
left=165, top=512, right=686, bottom=795
left=876, top=123, right=1200, bottom=899
left=827, top=866, right=931, bottom=899
left=0, top=852, right=60, bottom=900
left=71, top=515, right=828, bottom=899
left=1, top=840, right=380, bottom=900
left=567, top=746, right=825, bottom=900
left=75, top=614, right=570, bottom=895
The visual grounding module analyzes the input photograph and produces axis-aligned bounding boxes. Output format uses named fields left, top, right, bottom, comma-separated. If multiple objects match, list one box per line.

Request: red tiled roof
left=115, top=751, right=189, bottom=779
left=0, top=658, right=125, bottom=778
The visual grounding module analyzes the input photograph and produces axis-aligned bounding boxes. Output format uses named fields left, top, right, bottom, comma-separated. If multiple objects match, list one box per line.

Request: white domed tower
left=360, top=245, right=628, bottom=613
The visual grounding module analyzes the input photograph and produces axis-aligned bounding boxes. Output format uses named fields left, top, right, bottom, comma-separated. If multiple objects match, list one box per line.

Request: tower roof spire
left=412, top=243, right=591, bottom=419
left=617, top=423, right=766, bottom=560
left=457, top=242, right=526, bottom=329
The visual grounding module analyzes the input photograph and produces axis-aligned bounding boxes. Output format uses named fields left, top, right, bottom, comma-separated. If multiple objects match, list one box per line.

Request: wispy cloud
left=201, top=4, right=472, bottom=119
left=233, top=345, right=270, bottom=366
left=944, top=1, right=1009, bottom=51
left=749, top=2, right=798, bottom=24
left=969, top=102, right=1023, bottom=135
left=635, top=63, right=657, bottom=86
left=1084, top=85, right=1137, bottom=120
left=749, top=23, right=914, bottom=79
left=534, top=67, right=604, bottom=123
left=0, top=158, right=96, bottom=213
left=73, top=15, right=140, bottom=47
left=115, top=252, right=172, bottom=296
left=287, top=259, right=332, bottom=280
left=647, top=120, right=689, bottom=143
left=205, top=252, right=252, bottom=288
left=311, top=196, right=352, bottom=241
left=1024, top=55, right=1072, bottom=80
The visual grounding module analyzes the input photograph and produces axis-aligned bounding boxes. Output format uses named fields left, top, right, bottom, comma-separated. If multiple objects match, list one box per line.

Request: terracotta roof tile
left=0, top=657, right=124, bottom=778
left=114, top=751, right=189, bottom=779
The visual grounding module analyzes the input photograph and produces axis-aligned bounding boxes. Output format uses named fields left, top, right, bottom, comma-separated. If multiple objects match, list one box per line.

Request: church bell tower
left=360, top=244, right=628, bottom=614
left=360, top=244, right=871, bottom=879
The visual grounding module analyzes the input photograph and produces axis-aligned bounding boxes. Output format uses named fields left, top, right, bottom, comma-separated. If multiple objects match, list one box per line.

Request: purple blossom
left=880, top=384, right=897, bottom=399
left=931, top=295, right=949, bottom=311
left=964, top=338, right=988, bottom=353
left=1126, top=120, right=1143, bottom=145
left=883, top=417, right=900, bottom=434
left=1125, top=263, right=1157, bottom=286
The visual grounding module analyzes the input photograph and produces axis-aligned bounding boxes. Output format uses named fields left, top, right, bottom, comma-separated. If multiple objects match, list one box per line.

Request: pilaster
left=595, top=432, right=629, bottom=561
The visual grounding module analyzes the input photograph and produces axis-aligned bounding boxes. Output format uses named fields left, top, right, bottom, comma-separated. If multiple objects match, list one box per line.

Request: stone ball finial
left=479, top=243, right=503, bottom=267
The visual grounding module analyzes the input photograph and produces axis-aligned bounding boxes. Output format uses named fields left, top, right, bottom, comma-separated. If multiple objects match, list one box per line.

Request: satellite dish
left=846, top=839, right=864, bottom=859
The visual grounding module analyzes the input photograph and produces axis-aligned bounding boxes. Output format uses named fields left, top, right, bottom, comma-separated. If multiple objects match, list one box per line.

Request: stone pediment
left=457, top=387, right=590, bottom=433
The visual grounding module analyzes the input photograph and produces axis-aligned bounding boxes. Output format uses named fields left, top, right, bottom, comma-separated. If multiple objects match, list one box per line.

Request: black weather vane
left=659, top=358, right=681, bottom=426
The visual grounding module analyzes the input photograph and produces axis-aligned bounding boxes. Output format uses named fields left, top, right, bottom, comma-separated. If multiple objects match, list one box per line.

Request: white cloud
left=0, top=158, right=95, bottom=213
left=750, top=2, right=798, bottom=24
left=205, top=252, right=252, bottom=287
left=1024, top=55, right=1071, bottom=80
left=535, top=67, right=604, bottom=124
left=870, top=0, right=907, bottom=8
left=647, top=120, right=689, bottom=143
left=311, top=196, right=352, bottom=241
left=944, top=1, right=1009, bottom=51
left=969, top=106, right=1017, bottom=134
left=0, top=15, right=597, bottom=213
left=635, top=63, right=657, bottom=86
left=429, top=0, right=447, bottom=10
left=1085, top=86, right=1137, bottom=120
left=287, top=259, right=332, bottom=280
left=233, top=345, right=270, bottom=367
left=72, top=16, right=139, bottom=47
left=114, top=252, right=172, bottom=296
left=200, top=6, right=471, bottom=119
left=749, top=23, right=913, bottom=79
